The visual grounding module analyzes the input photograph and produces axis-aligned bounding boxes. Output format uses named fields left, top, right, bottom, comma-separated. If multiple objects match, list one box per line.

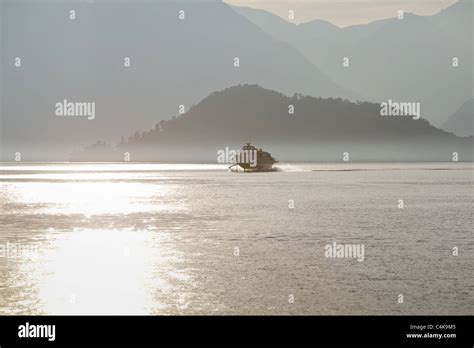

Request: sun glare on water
left=0, top=164, right=195, bottom=314
left=33, top=228, right=166, bottom=315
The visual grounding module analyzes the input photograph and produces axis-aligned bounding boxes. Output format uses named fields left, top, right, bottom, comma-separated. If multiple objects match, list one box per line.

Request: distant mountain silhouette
left=81, top=85, right=472, bottom=162
left=232, top=0, right=473, bottom=127
left=1, top=0, right=352, bottom=161
left=442, top=99, right=474, bottom=137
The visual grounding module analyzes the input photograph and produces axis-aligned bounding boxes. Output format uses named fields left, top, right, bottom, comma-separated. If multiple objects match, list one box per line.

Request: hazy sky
left=224, top=0, right=458, bottom=27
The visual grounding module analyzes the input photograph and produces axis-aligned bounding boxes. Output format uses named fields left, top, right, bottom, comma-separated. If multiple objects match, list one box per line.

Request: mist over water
left=0, top=163, right=472, bottom=315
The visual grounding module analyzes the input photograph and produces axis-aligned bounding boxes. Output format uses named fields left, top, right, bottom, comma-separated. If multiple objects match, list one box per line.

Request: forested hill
left=104, top=85, right=471, bottom=162
left=127, top=85, right=463, bottom=144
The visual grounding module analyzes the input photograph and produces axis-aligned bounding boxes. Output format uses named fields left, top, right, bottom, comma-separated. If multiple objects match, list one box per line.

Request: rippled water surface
left=0, top=163, right=472, bottom=314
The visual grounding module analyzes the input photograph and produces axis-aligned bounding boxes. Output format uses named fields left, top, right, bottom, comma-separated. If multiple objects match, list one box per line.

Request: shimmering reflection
left=0, top=164, right=198, bottom=315
left=32, top=229, right=168, bottom=314
left=1, top=226, right=194, bottom=315
left=4, top=182, right=180, bottom=216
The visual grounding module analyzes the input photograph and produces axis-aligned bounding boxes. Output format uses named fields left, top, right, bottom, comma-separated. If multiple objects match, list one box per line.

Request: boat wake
left=273, top=164, right=307, bottom=172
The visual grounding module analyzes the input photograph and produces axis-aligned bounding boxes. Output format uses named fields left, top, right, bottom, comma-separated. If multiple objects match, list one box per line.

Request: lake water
left=0, top=162, right=472, bottom=315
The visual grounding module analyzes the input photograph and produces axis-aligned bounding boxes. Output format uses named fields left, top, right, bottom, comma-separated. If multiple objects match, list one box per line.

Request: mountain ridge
left=232, top=0, right=473, bottom=127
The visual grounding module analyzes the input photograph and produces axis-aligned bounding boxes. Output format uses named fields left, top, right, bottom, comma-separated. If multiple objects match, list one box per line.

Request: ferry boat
left=229, top=143, right=277, bottom=172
